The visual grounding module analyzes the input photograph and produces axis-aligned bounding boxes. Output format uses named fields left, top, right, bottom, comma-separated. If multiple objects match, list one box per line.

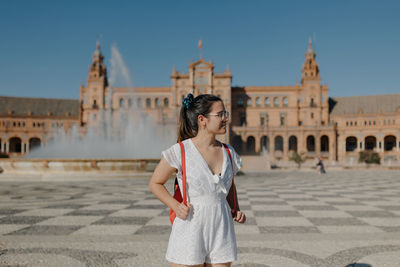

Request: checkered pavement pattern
left=1, top=171, right=400, bottom=237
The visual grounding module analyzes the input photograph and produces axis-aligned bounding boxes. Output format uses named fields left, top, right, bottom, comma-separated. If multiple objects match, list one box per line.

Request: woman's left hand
left=234, top=211, right=246, bottom=223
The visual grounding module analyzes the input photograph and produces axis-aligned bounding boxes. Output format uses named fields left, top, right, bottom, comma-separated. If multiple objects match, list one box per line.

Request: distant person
left=316, top=155, right=326, bottom=174
left=149, top=93, right=246, bottom=267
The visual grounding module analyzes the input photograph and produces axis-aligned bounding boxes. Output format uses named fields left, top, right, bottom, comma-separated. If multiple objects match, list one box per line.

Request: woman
left=149, top=93, right=246, bottom=267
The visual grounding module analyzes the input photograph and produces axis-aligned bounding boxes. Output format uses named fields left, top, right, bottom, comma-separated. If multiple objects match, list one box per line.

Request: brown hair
left=177, top=94, right=222, bottom=142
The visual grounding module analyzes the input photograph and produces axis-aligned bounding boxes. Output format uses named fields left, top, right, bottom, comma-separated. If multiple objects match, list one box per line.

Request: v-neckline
left=189, top=138, right=226, bottom=176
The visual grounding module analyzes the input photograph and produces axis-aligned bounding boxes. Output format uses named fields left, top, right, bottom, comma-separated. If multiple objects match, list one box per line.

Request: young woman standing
left=149, top=94, right=246, bottom=267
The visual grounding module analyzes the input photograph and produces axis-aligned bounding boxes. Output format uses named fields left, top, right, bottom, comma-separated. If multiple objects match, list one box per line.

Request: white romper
left=162, top=138, right=242, bottom=265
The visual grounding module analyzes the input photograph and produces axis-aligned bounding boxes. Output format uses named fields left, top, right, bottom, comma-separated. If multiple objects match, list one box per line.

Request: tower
left=299, top=38, right=329, bottom=127
left=80, top=41, right=109, bottom=127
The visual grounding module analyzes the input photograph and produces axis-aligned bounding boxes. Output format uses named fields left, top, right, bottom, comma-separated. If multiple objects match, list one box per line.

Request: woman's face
left=201, top=101, right=229, bottom=135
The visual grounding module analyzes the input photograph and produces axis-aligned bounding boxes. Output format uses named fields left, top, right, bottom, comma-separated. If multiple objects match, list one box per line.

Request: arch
left=9, top=137, right=22, bottom=153
left=232, top=135, right=243, bottom=154
left=283, top=97, right=288, bottom=107
left=264, top=97, right=270, bottom=107
left=146, top=98, right=151, bottom=108
left=29, top=137, right=41, bottom=151
left=155, top=98, right=159, bottom=107
left=273, top=97, right=279, bottom=107
left=274, top=136, right=283, bottom=151
left=346, top=136, right=357, bottom=152
left=246, top=96, right=252, bottom=107
left=255, top=97, right=261, bottom=107
left=137, top=98, right=142, bottom=108
left=365, top=136, right=376, bottom=150
left=289, top=136, right=297, bottom=152
left=128, top=98, right=133, bottom=108
left=119, top=98, right=124, bottom=108
left=163, top=98, right=169, bottom=108
left=261, top=135, right=269, bottom=152
left=246, top=136, right=256, bottom=154
left=306, top=135, right=315, bottom=152
left=384, top=135, right=396, bottom=151
left=321, top=135, right=329, bottom=152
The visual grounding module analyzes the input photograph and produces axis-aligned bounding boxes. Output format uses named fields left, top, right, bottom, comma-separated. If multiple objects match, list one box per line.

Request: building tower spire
left=301, top=37, right=319, bottom=84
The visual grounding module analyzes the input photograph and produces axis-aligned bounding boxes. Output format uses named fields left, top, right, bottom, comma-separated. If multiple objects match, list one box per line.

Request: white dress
left=162, top=138, right=242, bottom=265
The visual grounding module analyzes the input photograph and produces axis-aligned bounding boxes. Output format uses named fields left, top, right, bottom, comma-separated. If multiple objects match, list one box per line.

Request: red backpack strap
left=179, top=142, right=187, bottom=205
left=223, top=143, right=238, bottom=214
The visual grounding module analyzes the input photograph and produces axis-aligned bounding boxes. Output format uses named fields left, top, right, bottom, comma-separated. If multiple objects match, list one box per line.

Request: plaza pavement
left=0, top=170, right=400, bottom=266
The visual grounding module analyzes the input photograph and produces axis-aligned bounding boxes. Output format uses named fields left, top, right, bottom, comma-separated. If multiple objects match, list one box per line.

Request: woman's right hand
left=174, top=202, right=191, bottom=220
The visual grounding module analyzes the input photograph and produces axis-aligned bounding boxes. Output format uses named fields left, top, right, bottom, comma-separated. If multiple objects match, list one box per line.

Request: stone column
left=21, top=143, right=25, bottom=155
left=316, top=134, right=321, bottom=155
left=396, top=140, right=399, bottom=152
left=255, top=135, right=261, bottom=154
left=376, top=140, right=380, bottom=152
left=6, top=142, right=9, bottom=153
left=26, top=142, right=30, bottom=154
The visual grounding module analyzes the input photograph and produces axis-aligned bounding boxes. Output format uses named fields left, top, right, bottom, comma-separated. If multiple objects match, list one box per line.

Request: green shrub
left=359, top=151, right=380, bottom=164
left=289, top=151, right=307, bottom=168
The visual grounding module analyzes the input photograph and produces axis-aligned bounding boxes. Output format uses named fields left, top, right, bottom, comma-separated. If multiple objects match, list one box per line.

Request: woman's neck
left=191, top=132, right=218, bottom=148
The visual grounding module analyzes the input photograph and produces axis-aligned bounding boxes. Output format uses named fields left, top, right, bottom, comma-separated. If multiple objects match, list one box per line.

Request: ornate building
left=1, top=40, right=399, bottom=164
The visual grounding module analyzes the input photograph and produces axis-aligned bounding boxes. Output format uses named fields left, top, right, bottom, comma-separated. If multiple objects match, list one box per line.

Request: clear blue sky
left=1, top=0, right=399, bottom=99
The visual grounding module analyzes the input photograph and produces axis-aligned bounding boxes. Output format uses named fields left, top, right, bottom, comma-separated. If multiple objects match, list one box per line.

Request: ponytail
left=177, top=93, right=222, bottom=142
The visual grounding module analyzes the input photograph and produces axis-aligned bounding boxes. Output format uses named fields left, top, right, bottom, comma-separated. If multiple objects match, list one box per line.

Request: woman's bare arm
left=148, top=156, right=190, bottom=219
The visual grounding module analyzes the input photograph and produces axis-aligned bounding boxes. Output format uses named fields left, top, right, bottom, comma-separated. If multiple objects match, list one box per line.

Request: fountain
left=0, top=44, right=176, bottom=175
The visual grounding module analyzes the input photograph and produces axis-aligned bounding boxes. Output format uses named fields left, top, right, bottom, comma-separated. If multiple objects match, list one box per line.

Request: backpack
left=169, top=142, right=238, bottom=224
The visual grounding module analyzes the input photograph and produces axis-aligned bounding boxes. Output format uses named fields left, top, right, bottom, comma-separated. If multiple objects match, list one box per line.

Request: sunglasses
left=207, top=111, right=230, bottom=119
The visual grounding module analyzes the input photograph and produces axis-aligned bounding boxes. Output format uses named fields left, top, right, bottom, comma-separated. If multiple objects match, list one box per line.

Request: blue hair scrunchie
left=182, top=93, right=194, bottom=109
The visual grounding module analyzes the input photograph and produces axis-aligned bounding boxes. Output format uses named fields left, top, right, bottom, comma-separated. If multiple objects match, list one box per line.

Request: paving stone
left=0, top=216, right=52, bottom=225
left=308, top=217, right=368, bottom=226
left=7, top=225, right=83, bottom=235
left=259, top=226, right=320, bottom=234
left=92, top=216, right=152, bottom=225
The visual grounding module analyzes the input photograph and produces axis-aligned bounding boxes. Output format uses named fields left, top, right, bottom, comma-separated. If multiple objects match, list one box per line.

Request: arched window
left=119, top=98, right=124, bottom=108
left=247, top=97, right=252, bottom=107
left=255, top=97, right=261, bottom=107
left=384, top=135, right=396, bottom=151
left=128, top=98, right=133, bottom=108
left=283, top=97, right=288, bottom=107
left=164, top=98, right=169, bottom=107
left=321, top=135, right=329, bottom=152
left=264, top=97, right=270, bottom=107
left=29, top=137, right=41, bottom=151
left=274, top=97, right=279, bottom=107
left=289, top=136, right=297, bottom=152
left=137, top=98, right=142, bottom=108
left=261, top=136, right=269, bottom=152
left=155, top=98, right=159, bottom=107
left=146, top=98, right=151, bottom=108
left=346, top=136, right=357, bottom=151
left=246, top=136, right=256, bottom=154
left=9, top=137, right=22, bottom=153
left=365, top=136, right=376, bottom=150
left=274, top=136, right=283, bottom=151
left=307, top=135, right=315, bottom=152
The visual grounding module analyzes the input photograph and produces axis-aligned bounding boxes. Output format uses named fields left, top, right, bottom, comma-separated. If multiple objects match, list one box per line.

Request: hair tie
left=182, top=93, right=194, bottom=109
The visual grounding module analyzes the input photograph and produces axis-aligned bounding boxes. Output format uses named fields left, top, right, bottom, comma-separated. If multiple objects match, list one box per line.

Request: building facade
left=1, top=40, right=399, bottom=164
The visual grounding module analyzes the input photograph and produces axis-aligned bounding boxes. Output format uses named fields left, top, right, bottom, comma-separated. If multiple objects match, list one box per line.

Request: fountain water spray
left=26, top=44, right=176, bottom=159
